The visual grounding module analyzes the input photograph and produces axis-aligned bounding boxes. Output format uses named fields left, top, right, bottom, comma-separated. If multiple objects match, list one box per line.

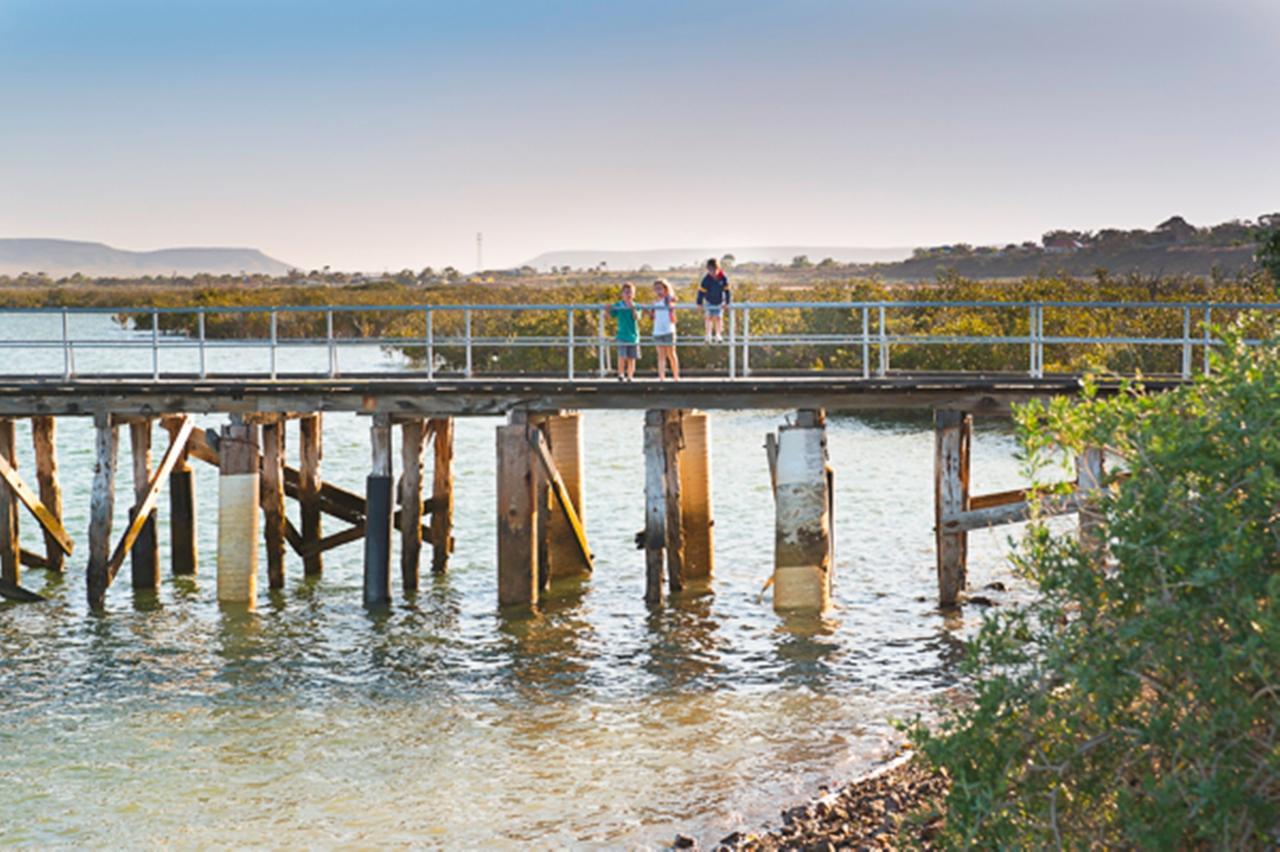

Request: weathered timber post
left=0, top=420, right=18, bottom=585
left=31, top=417, right=64, bottom=574
left=496, top=415, right=538, bottom=608
left=400, top=418, right=428, bottom=592
left=363, top=413, right=393, bottom=607
left=429, top=417, right=455, bottom=574
left=934, top=409, right=972, bottom=607
left=299, top=414, right=324, bottom=576
left=1076, top=446, right=1106, bottom=557
left=87, top=412, right=119, bottom=610
left=772, top=409, right=834, bottom=612
left=162, top=416, right=197, bottom=576
left=217, top=418, right=259, bottom=605
left=533, top=412, right=589, bottom=581
left=662, top=411, right=686, bottom=594
left=261, top=418, right=287, bottom=589
left=678, top=411, right=714, bottom=582
left=129, top=419, right=160, bottom=591
left=643, top=410, right=666, bottom=605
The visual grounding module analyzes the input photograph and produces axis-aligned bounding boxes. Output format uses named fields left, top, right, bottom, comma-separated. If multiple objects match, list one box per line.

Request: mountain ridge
left=0, top=238, right=293, bottom=276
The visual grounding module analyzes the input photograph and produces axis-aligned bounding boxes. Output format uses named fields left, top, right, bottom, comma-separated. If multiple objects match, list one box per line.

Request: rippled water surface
left=0, top=316, right=1037, bottom=847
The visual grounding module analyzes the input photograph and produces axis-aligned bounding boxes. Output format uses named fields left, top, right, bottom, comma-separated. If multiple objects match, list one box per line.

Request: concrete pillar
left=934, top=409, right=971, bottom=607
left=772, top=410, right=833, bottom=612
left=363, top=414, right=393, bottom=606
left=217, top=419, right=259, bottom=605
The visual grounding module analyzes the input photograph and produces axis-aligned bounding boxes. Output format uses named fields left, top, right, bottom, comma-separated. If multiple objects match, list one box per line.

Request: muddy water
left=0, top=314, right=1035, bottom=847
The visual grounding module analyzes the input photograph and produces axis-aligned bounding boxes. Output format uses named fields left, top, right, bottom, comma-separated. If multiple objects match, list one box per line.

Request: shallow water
left=0, top=315, right=1038, bottom=847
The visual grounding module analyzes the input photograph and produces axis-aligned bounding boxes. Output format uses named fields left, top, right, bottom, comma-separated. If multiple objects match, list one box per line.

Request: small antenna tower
left=476, top=232, right=484, bottom=272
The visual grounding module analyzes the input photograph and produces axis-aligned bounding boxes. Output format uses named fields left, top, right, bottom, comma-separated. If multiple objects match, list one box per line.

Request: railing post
left=269, top=309, right=278, bottom=380
left=151, top=308, right=160, bottom=380
left=861, top=306, right=870, bottom=379
left=743, top=307, right=751, bottom=377
left=728, top=306, right=737, bottom=378
left=567, top=308, right=575, bottom=379
left=198, top=309, right=207, bottom=379
left=326, top=310, right=337, bottom=378
left=464, top=309, right=473, bottom=378
left=1203, top=305, right=1212, bottom=376
left=61, top=309, right=72, bottom=380
left=1039, top=304, right=1046, bottom=377
left=877, top=305, right=888, bottom=377
left=597, top=308, right=607, bottom=378
left=1028, top=305, right=1036, bottom=378
left=1181, top=306, right=1192, bottom=379
left=425, top=309, right=434, bottom=380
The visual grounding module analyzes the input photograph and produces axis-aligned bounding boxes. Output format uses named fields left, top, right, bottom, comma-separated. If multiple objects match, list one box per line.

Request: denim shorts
left=703, top=304, right=723, bottom=317
left=653, top=333, right=675, bottom=346
left=616, top=343, right=638, bottom=359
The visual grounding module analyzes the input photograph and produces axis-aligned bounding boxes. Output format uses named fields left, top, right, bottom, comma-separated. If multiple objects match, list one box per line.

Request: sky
left=2, top=0, right=1278, bottom=271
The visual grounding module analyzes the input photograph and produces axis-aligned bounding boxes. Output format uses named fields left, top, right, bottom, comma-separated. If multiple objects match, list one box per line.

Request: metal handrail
left=2, top=299, right=1273, bottom=381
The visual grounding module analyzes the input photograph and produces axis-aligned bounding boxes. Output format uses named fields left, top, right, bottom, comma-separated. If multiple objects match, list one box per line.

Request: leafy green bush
left=912, top=326, right=1280, bottom=848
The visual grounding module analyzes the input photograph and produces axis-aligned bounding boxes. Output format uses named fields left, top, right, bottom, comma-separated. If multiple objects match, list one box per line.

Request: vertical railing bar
left=597, top=307, right=607, bottom=378
left=743, top=307, right=751, bottom=377
left=1038, top=304, right=1045, bottom=377
left=326, top=310, right=337, bottom=378
left=861, top=306, right=870, bottom=380
left=1028, top=304, right=1036, bottom=378
left=464, top=309, right=473, bottom=378
left=269, top=309, right=278, bottom=380
left=1181, top=306, right=1191, bottom=380
left=567, top=308, right=575, bottom=379
left=151, top=308, right=160, bottom=380
left=1203, top=305, right=1212, bottom=376
left=425, top=309, right=434, bottom=380
left=728, top=306, right=737, bottom=378
left=877, top=305, right=887, bottom=377
left=198, top=309, right=207, bottom=379
left=61, top=308, right=72, bottom=380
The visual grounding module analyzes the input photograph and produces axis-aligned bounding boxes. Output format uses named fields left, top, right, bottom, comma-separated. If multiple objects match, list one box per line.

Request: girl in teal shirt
left=609, top=282, right=640, bottom=381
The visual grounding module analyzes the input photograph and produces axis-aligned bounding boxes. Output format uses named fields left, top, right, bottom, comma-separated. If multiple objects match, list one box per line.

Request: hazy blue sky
left=2, top=0, right=1277, bottom=270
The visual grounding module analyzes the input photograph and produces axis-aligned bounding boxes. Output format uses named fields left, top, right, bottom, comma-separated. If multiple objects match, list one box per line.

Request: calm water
left=0, top=315, right=1036, bottom=848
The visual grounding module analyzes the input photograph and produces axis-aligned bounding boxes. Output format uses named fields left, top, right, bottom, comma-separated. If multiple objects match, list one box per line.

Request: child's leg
left=669, top=346, right=680, bottom=381
left=657, top=347, right=668, bottom=380
left=704, top=312, right=712, bottom=341
left=626, top=357, right=636, bottom=379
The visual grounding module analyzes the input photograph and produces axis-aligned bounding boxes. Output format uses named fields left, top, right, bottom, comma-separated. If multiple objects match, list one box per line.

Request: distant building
left=1043, top=233, right=1084, bottom=253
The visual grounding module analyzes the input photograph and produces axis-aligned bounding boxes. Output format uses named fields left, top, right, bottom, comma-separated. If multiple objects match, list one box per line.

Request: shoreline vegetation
left=0, top=270, right=1275, bottom=376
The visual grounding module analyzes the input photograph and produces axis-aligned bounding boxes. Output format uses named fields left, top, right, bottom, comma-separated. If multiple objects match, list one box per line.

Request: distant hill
left=0, top=238, right=293, bottom=277
left=524, top=245, right=913, bottom=271
left=872, top=244, right=1257, bottom=281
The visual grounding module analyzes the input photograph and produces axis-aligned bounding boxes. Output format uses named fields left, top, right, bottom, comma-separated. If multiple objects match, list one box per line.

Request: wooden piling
left=217, top=419, right=259, bottom=604
left=0, top=420, right=18, bottom=586
left=934, top=409, right=971, bottom=608
left=400, top=418, right=427, bottom=592
left=496, top=418, right=537, bottom=608
left=163, top=416, right=197, bottom=576
left=678, top=411, right=714, bottom=581
left=261, top=418, right=287, bottom=589
left=87, top=412, right=119, bottom=610
left=536, top=412, right=589, bottom=580
left=429, top=417, right=454, bottom=574
left=129, top=419, right=160, bottom=591
left=299, top=414, right=324, bottom=576
left=643, top=410, right=666, bottom=605
left=1076, top=446, right=1106, bottom=557
left=30, top=417, right=64, bottom=574
left=363, top=414, right=393, bottom=606
left=772, top=409, right=833, bottom=612
left=662, top=411, right=686, bottom=594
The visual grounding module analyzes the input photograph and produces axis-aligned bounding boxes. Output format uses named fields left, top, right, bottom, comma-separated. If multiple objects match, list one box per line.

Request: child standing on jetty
left=697, top=257, right=730, bottom=342
left=648, top=279, right=680, bottom=381
left=609, top=282, right=640, bottom=381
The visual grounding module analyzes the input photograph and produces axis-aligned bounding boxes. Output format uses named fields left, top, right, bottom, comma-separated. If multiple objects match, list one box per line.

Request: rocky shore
left=680, top=753, right=949, bottom=851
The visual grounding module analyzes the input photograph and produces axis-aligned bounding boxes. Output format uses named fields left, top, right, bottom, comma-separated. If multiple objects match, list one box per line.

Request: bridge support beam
left=0, top=419, right=19, bottom=587
left=497, top=414, right=539, bottom=608
left=299, top=414, right=324, bottom=576
left=429, top=417, right=455, bottom=574
left=363, top=414, right=393, bottom=607
left=934, top=409, right=971, bottom=607
left=261, top=417, right=287, bottom=589
left=87, top=413, right=118, bottom=610
left=529, top=411, right=589, bottom=583
left=217, top=418, right=259, bottom=605
left=129, top=419, right=160, bottom=592
left=1076, top=447, right=1106, bottom=558
left=31, top=417, right=64, bottom=574
left=643, top=409, right=713, bottom=604
left=770, top=409, right=833, bottom=612
left=400, top=418, right=428, bottom=592
left=163, top=416, right=198, bottom=576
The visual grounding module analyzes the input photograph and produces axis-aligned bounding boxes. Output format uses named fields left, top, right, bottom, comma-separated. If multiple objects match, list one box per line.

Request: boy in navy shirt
left=696, top=257, right=730, bottom=342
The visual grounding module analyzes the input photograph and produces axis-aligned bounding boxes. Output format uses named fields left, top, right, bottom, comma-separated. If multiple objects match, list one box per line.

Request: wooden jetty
left=0, top=375, right=1165, bottom=612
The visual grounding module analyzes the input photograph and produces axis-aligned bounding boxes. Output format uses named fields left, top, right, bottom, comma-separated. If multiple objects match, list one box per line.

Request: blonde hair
left=621, top=282, right=634, bottom=295
left=653, top=279, right=675, bottom=300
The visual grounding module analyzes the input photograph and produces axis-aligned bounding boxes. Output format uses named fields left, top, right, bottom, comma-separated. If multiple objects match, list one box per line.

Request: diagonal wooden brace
left=528, top=427, right=593, bottom=570
left=0, top=451, right=74, bottom=556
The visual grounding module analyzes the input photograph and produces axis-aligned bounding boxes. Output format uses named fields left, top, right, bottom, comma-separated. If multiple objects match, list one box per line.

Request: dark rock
left=673, top=833, right=697, bottom=849
left=965, top=595, right=996, bottom=607
left=984, top=581, right=1008, bottom=591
